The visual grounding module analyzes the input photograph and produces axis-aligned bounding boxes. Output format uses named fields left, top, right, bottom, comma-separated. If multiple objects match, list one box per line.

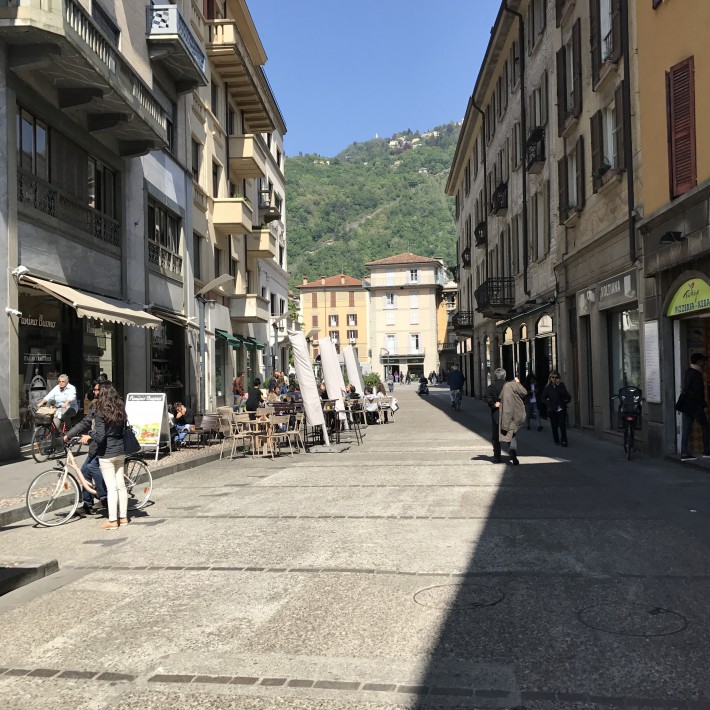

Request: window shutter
left=558, top=156, right=568, bottom=223
left=555, top=0, right=564, bottom=26
left=667, top=56, right=696, bottom=198
left=614, top=81, right=625, bottom=171
left=349, top=291, right=355, bottom=307
left=611, top=0, right=622, bottom=63
left=576, top=135, right=586, bottom=210
left=541, top=71, right=549, bottom=127
left=330, top=291, right=336, bottom=308
left=544, top=180, right=551, bottom=254
left=589, top=0, right=601, bottom=84
left=590, top=110, right=604, bottom=192
left=572, top=18, right=582, bottom=117
left=556, top=47, right=566, bottom=135
left=311, top=292, right=317, bottom=308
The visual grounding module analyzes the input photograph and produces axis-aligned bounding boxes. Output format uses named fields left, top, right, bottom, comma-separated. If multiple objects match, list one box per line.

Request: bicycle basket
left=33, top=405, right=56, bottom=425
left=618, top=387, right=642, bottom=414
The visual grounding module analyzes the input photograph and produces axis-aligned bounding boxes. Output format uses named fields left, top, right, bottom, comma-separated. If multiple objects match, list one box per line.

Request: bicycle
left=450, top=388, right=462, bottom=412
left=26, top=439, right=153, bottom=527
left=612, top=386, right=643, bottom=461
left=30, top=404, right=82, bottom=463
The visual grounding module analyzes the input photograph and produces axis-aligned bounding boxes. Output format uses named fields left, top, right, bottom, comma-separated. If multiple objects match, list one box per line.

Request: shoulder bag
left=123, top=421, right=142, bottom=455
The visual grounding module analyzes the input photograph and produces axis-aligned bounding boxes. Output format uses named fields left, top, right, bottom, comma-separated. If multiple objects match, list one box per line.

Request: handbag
left=123, top=421, right=142, bottom=455
left=675, top=390, right=691, bottom=414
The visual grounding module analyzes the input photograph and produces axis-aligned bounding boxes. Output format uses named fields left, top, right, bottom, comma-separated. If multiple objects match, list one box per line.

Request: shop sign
left=597, top=269, right=637, bottom=311
left=666, top=277, right=710, bottom=317
left=125, top=393, right=172, bottom=461
left=20, top=313, right=57, bottom=328
left=23, top=353, right=52, bottom=364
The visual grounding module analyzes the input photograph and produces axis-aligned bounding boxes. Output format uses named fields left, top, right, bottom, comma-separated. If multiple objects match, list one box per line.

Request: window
left=527, top=0, right=546, bottom=53
left=464, top=161, right=471, bottom=196
left=311, top=292, right=317, bottom=308
left=386, top=271, right=394, bottom=286
left=17, top=108, right=48, bottom=179
left=276, top=148, right=282, bottom=168
left=348, top=291, right=355, bottom=307
left=210, top=81, right=219, bottom=118
left=328, top=330, right=339, bottom=344
left=667, top=56, right=696, bottom=198
left=556, top=19, right=582, bottom=134
left=590, top=0, right=622, bottom=83
left=227, top=108, right=236, bottom=135
left=191, top=139, right=201, bottom=181
left=312, top=315, right=318, bottom=327
left=409, top=292, right=419, bottom=309
left=386, top=311, right=395, bottom=326
left=193, top=233, right=202, bottom=280
left=86, top=158, right=116, bottom=218
left=347, top=330, right=358, bottom=342
left=212, top=162, right=220, bottom=198
left=330, top=291, right=336, bottom=308
left=214, top=246, right=222, bottom=278
left=385, top=334, right=396, bottom=353
left=409, top=269, right=419, bottom=283
left=384, top=293, right=396, bottom=309
left=410, top=309, right=419, bottom=325
left=409, top=334, right=420, bottom=353
left=92, top=1, right=120, bottom=46
left=229, top=256, right=237, bottom=278
left=329, top=315, right=339, bottom=327
left=590, top=82, right=625, bottom=192
left=513, top=122, right=521, bottom=169
left=510, top=40, right=520, bottom=87
left=557, top=137, right=585, bottom=223
left=529, top=72, right=549, bottom=128
left=347, top=314, right=357, bottom=326
left=531, top=182, right=550, bottom=261
left=148, top=199, right=182, bottom=275
left=270, top=293, right=277, bottom=316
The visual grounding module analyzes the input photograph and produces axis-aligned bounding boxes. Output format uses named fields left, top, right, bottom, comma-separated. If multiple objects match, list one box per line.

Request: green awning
left=245, top=337, right=265, bottom=351
left=215, top=329, right=241, bottom=348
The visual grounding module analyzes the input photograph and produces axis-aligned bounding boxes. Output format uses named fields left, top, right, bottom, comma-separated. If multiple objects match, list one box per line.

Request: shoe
left=681, top=455, right=697, bottom=462
left=492, top=457, right=502, bottom=464
left=561, top=442, right=568, bottom=447
left=537, top=426, right=543, bottom=432
left=510, top=455, right=519, bottom=466
left=100, top=520, right=119, bottom=530
left=118, top=517, right=130, bottom=526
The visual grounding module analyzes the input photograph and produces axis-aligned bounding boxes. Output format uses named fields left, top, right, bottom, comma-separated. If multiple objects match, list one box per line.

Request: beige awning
left=21, top=275, right=162, bottom=329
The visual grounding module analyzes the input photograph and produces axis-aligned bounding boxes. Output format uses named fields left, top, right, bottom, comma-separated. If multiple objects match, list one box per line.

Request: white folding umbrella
left=343, top=345, right=366, bottom=395
left=318, top=336, right=346, bottom=420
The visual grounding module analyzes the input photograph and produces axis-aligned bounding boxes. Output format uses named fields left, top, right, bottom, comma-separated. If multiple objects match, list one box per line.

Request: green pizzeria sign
left=667, top=278, right=710, bottom=316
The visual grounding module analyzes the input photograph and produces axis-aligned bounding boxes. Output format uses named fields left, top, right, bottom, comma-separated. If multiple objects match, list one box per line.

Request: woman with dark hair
left=93, top=384, right=128, bottom=530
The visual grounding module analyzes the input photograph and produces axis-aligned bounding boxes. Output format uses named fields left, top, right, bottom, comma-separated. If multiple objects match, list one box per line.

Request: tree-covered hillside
left=285, top=122, right=461, bottom=285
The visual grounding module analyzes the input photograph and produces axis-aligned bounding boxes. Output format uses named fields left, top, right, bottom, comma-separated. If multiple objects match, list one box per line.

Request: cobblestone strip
left=0, top=667, right=707, bottom=707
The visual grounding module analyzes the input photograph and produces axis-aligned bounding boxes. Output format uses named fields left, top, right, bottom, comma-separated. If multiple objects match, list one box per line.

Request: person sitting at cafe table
left=319, top=383, right=329, bottom=400
left=266, top=387, right=279, bottom=404
left=245, top=378, right=265, bottom=419
left=345, top=384, right=360, bottom=400
left=363, top=386, right=380, bottom=424
left=172, top=402, right=195, bottom=444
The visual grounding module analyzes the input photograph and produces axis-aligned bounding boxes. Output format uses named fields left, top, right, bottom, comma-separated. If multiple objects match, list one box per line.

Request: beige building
left=365, top=253, right=446, bottom=380
left=296, top=275, right=368, bottom=365
left=437, top=280, right=458, bottom=375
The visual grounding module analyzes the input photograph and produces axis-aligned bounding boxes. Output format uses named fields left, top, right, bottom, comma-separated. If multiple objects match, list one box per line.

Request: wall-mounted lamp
left=659, top=231, right=685, bottom=245
left=5, top=307, right=22, bottom=317
left=586, top=290, right=596, bottom=303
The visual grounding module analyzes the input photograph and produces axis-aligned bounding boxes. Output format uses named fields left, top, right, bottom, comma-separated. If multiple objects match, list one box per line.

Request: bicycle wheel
left=627, top=424, right=634, bottom=461
left=124, top=458, right=152, bottom=510
left=26, top=469, right=80, bottom=526
left=31, top=426, right=56, bottom=463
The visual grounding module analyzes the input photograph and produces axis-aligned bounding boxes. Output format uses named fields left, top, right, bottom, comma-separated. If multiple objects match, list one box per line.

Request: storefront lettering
left=20, top=314, right=57, bottom=328
left=667, top=278, right=710, bottom=317
left=597, top=269, right=637, bottom=310
left=23, top=353, right=52, bottom=364
left=600, top=281, right=621, bottom=299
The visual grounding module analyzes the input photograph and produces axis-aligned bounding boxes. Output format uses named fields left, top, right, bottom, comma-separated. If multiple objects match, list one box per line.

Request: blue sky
left=248, top=1, right=500, bottom=157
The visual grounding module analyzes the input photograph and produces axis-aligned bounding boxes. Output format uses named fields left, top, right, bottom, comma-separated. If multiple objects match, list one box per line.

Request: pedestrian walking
left=542, top=371, right=572, bottom=447
left=233, top=371, right=245, bottom=411
left=677, top=352, right=710, bottom=461
left=496, top=373, right=527, bottom=465
left=387, top=374, right=394, bottom=392
left=524, top=373, right=543, bottom=431
left=484, top=368, right=508, bottom=463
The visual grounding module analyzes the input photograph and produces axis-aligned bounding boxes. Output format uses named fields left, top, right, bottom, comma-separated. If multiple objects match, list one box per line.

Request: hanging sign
left=125, top=393, right=172, bottom=461
left=666, top=277, right=710, bottom=317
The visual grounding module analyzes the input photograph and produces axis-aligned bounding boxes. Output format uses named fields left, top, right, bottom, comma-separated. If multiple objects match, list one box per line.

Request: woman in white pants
left=92, top=384, right=128, bottom=530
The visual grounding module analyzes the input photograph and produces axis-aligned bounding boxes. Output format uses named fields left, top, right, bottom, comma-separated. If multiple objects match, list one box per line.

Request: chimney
left=302, top=277, right=308, bottom=285
left=320, top=276, right=326, bottom=286
left=340, top=274, right=345, bottom=285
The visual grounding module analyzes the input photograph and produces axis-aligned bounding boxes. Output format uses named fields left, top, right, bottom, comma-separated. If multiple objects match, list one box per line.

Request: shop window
left=608, top=308, right=640, bottom=423
left=148, top=199, right=182, bottom=276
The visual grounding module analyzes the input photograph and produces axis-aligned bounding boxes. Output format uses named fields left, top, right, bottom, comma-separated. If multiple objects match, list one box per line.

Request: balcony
left=229, top=134, right=267, bottom=179
left=438, top=337, right=458, bottom=352
left=474, top=277, right=515, bottom=319
left=229, top=294, right=269, bottom=323
left=206, top=20, right=275, bottom=133
left=258, top=189, right=281, bottom=226
left=526, top=127, right=545, bottom=173
left=146, top=4, right=208, bottom=93
left=490, top=182, right=508, bottom=215
left=246, top=227, right=277, bottom=260
left=451, top=310, right=475, bottom=333
left=212, top=197, right=252, bottom=237
left=474, top=221, right=487, bottom=247
left=0, top=0, right=168, bottom=156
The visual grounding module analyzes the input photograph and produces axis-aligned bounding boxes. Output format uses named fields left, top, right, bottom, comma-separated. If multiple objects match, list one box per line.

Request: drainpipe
left=503, top=2, right=530, bottom=297
left=620, top=0, right=636, bottom=264
left=471, top=101, right=488, bottom=285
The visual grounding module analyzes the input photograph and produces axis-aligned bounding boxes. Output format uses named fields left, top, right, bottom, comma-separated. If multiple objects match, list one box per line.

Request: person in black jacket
left=245, top=378, right=265, bottom=419
left=483, top=368, right=507, bottom=463
left=93, top=384, right=128, bottom=530
left=680, top=352, right=709, bottom=461
left=542, top=371, right=572, bottom=447
left=64, top=376, right=111, bottom=515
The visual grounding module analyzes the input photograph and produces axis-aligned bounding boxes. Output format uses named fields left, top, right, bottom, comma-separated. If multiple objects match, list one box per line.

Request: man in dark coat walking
left=542, top=371, right=572, bottom=447
left=680, top=352, right=709, bottom=461
left=483, top=368, right=507, bottom=463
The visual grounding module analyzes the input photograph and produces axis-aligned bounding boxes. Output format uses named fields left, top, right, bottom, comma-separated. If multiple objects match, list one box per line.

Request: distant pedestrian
left=524, top=373, right=542, bottom=431
left=678, top=352, right=710, bottom=461
left=542, top=371, right=572, bottom=447
left=405, top=371, right=411, bottom=385
left=387, top=374, right=394, bottom=392
left=484, top=368, right=507, bottom=464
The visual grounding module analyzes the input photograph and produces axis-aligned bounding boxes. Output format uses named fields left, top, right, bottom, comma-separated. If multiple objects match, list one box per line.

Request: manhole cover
left=414, top=583, right=504, bottom=609
left=577, top=603, right=688, bottom=637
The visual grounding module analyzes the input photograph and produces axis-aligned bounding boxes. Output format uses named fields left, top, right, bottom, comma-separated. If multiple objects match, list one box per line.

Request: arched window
left=520, top=324, right=528, bottom=340
left=504, top=327, right=514, bottom=343
left=536, top=314, right=553, bottom=335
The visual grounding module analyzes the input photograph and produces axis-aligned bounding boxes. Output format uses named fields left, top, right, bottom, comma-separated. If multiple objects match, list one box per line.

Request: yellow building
left=296, top=275, right=368, bottom=365
left=636, top=1, right=710, bottom=456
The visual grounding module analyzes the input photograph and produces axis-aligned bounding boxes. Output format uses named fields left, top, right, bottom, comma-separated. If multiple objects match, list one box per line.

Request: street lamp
left=196, top=274, right=234, bottom=414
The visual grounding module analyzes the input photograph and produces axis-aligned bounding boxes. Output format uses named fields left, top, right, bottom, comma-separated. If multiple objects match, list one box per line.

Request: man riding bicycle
left=447, top=364, right=466, bottom=407
left=36, top=373, right=78, bottom=430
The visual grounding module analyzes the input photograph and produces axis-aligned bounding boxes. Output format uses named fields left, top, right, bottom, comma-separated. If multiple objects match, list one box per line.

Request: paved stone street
left=1, top=386, right=710, bottom=709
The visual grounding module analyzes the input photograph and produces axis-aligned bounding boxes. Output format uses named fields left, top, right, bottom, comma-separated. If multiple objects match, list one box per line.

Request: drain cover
left=577, top=603, right=688, bottom=637
left=414, top=583, right=504, bottom=610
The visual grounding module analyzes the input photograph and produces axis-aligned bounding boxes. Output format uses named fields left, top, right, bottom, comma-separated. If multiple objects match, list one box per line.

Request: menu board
left=125, top=393, right=171, bottom=460
left=643, top=321, right=661, bottom=404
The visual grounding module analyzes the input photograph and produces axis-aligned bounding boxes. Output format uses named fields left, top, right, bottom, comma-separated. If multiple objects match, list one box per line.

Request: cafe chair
left=285, top=412, right=306, bottom=453
left=264, top=414, right=292, bottom=459
left=378, top=396, right=396, bottom=424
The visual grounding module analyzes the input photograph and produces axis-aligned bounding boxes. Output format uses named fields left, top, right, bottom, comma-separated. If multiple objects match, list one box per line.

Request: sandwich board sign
left=125, top=393, right=171, bottom=461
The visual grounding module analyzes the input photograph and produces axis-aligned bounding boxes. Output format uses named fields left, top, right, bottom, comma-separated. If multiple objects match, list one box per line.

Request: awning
left=147, top=305, right=198, bottom=330
left=216, top=329, right=241, bottom=347
left=245, top=337, right=265, bottom=351
left=21, top=275, right=162, bottom=329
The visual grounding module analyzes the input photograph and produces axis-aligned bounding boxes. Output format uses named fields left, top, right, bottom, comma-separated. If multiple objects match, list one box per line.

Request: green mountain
left=285, top=122, right=461, bottom=285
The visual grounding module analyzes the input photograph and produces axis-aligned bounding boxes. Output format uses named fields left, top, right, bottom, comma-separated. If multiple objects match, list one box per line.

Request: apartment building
left=365, top=253, right=446, bottom=381
left=447, top=0, right=558, bottom=399
left=0, top=0, right=286, bottom=458
left=636, top=1, right=710, bottom=457
left=437, top=279, right=458, bottom=375
left=296, top=275, right=368, bottom=367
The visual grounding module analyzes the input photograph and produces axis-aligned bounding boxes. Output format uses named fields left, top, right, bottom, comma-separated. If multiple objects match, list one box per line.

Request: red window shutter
left=667, top=56, right=696, bottom=198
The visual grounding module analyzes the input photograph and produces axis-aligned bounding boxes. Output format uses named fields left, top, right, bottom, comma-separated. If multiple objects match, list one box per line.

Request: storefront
left=150, top=322, right=185, bottom=407
left=215, top=329, right=243, bottom=408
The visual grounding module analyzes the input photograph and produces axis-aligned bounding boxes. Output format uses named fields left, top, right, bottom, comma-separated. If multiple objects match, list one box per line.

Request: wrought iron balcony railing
left=474, top=277, right=515, bottom=318
left=526, top=127, right=545, bottom=173
left=451, top=310, right=475, bottom=331
left=490, top=182, right=508, bottom=215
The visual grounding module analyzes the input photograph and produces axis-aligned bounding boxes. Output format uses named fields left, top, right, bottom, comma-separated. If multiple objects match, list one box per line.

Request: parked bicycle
left=612, top=386, right=643, bottom=460
left=26, top=438, right=153, bottom=527
left=30, top=404, right=82, bottom=463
